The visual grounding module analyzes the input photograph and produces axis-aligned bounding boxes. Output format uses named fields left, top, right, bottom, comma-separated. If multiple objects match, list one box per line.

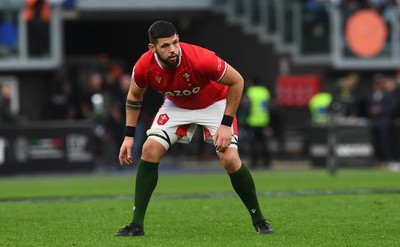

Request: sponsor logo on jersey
left=163, top=86, right=201, bottom=97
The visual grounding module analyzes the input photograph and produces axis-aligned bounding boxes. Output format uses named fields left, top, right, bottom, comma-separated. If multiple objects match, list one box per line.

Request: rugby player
left=114, top=20, right=274, bottom=236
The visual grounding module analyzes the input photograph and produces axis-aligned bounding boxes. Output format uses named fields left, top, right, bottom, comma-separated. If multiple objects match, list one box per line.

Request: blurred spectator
left=104, top=101, right=125, bottom=169
left=101, top=65, right=128, bottom=167
left=80, top=72, right=108, bottom=168
left=102, top=73, right=130, bottom=168
left=269, top=98, right=286, bottom=158
left=367, top=73, right=396, bottom=163
left=385, top=75, right=400, bottom=158
left=80, top=72, right=104, bottom=119
left=0, top=84, right=16, bottom=122
left=309, top=92, right=333, bottom=124
left=237, top=86, right=251, bottom=158
left=244, top=77, right=271, bottom=169
left=109, top=73, right=132, bottom=131
left=42, top=79, right=79, bottom=120
left=25, top=0, right=50, bottom=57
left=104, top=63, right=124, bottom=101
left=390, top=70, right=400, bottom=168
left=332, top=73, right=360, bottom=118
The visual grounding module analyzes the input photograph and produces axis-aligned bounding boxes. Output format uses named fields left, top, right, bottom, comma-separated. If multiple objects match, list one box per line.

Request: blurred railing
left=0, top=0, right=62, bottom=71
left=76, top=0, right=212, bottom=10
left=0, top=0, right=214, bottom=71
left=1, top=0, right=398, bottom=70
left=213, top=0, right=400, bottom=69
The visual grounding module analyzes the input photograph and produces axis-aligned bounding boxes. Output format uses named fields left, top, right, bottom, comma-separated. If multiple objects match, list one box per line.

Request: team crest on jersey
left=155, top=77, right=162, bottom=83
left=157, top=113, right=169, bottom=125
left=183, top=72, right=192, bottom=86
left=183, top=72, right=191, bottom=82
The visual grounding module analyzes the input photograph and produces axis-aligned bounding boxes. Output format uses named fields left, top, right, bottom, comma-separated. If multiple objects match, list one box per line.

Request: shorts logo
left=157, top=114, right=169, bottom=125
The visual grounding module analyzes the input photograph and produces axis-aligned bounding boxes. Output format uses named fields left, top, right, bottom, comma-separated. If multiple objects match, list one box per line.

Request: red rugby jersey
left=132, top=42, right=228, bottom=110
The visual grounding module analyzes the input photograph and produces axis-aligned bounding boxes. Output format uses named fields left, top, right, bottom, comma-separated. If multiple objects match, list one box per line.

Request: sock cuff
left=138, top=159, right=159, bottom=170
left=228, top=163, right=246, bottom=177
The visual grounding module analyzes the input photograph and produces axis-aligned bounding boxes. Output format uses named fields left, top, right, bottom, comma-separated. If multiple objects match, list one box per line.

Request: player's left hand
left=213, top=125, right=232, bottom=152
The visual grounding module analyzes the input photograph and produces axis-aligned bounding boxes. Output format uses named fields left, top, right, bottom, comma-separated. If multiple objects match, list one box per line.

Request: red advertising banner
left=276, top=74, right=321, bottom=108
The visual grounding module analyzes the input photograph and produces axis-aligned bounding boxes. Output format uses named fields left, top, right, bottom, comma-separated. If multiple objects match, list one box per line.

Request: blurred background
left=1, top=0, right=400, bottom=174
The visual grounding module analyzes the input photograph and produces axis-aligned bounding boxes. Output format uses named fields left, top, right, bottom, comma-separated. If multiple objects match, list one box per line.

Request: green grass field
left=1, top=168, right=399, bottom=247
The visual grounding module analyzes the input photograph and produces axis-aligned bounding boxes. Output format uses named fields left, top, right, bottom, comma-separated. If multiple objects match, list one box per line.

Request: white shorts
left=147, top=99, right=238, bottom=149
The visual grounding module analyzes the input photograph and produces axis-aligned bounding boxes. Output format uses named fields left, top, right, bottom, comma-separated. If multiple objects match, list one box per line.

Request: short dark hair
left=148, top=20, right=177, bottom=44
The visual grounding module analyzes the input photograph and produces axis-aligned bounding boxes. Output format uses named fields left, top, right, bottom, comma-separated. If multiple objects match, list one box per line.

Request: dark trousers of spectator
left=247, top=127, right=271, bottom=169
left=392, top=126, right=400, bottom=161
left=372, top=124, right=391, bottom=163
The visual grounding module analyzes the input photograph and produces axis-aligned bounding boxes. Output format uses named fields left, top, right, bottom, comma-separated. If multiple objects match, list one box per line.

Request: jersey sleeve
left=199, top=48, right=228, bottom=82
left=131, top=62, right=148, bottom=89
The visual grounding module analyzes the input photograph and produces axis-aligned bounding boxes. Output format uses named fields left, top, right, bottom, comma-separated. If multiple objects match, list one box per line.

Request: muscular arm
left=126, top=81, right=146, bottom=127
left=119, top=80, right=146, bottom=165
left=213, top=64, right=244, bottom=152
left=218, top=64, right=244, bottom=117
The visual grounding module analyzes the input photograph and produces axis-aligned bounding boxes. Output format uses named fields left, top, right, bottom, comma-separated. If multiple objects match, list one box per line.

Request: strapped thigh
left=146, top=128, right=180, bottom=150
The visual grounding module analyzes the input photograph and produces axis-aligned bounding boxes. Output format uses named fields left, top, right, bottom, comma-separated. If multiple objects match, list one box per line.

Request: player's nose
left=169, top=49, right=177, bottom=55
left=169, top=45, right=177, bottom=54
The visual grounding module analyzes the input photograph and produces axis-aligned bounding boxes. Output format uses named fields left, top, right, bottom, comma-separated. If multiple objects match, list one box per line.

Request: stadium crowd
left=40, top=58, right=164, bottom=169
left=3, top=57, right=400, bottom=169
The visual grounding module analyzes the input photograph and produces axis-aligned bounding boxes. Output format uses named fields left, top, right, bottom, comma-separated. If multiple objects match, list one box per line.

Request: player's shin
left=228, top=163, right=265, bottom=224
left=131, top=159, right=159, bottom=228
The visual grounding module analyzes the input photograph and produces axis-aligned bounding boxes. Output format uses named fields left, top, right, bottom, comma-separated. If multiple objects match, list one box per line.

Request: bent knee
left=219, top=152, right=237, bottom=165
left=141, top=139, right=166, bottom=162
left=218, top=148, right=242, bottom=172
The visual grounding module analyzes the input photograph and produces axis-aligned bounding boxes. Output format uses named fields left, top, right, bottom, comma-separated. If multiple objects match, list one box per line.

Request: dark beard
left=160, top=56, right=178, bottom=68
left=156, top=51, right=179, bottom=68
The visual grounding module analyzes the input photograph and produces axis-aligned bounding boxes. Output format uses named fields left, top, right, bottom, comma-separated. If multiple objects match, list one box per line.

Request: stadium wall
left=7, top=11, right=331, bottom=122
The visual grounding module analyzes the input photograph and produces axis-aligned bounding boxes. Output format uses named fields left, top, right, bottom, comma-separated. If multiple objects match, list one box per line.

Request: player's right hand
left=118, top=137, right=134, bottom=165
left=214, top=125, right=232, bottom=152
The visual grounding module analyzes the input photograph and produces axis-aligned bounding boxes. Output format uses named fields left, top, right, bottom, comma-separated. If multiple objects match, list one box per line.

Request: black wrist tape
left=125, top=126, right=136, bottom=137
left=221, top=115, right=234, bottom=127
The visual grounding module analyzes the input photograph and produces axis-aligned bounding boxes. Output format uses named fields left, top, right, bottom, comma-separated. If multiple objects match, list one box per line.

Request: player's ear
left=148, top=43, right=156, bottom=53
